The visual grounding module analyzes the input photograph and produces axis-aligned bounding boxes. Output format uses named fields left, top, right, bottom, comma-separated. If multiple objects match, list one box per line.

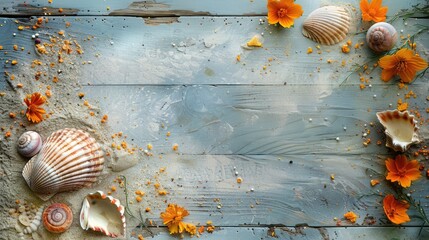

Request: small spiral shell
left=366, top=22, right=397, bottom=53
left=42, top=203, right=73, bottom=233
left=17, top=131, right=42, bottom=158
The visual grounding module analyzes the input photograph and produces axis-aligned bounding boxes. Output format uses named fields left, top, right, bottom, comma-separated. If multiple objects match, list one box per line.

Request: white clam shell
left=366, top=22, right=397, bottom=53
left=302, top=6, right=351, bottom=45
left=22, top=128, right=105, bottom=201
left=17, top=131, right=43, bottom=158
left=376, top=110, right=420, bottom=152
left=80, top=191, right=126, bottom=238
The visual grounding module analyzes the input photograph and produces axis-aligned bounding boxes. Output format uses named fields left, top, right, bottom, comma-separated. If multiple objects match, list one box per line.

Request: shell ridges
left=376, top=110, right=420, bottom=152
left=22, top=128, right=104, bottom=201
left=302, top=6, right=351, bottom=45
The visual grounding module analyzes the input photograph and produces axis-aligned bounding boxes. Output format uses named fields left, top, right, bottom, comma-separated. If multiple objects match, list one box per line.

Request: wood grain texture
left=0, top=17, right=427, bottom=87
left=137, top=226, right=428, bottom=240
left=0, top=0, right=425, bottom=17
left=0, top=0, right=428, bottom=238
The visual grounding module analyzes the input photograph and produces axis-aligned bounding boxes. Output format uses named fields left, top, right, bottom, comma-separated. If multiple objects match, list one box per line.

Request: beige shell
left=22, top=128, right=104, bottom=201
left=302, top=6, right=351, bottom=45
left=366, top=22, right=397, bottom=53
left=80, top=191, right=126, bottom=238
left=376, top=110, right=420, bottom=152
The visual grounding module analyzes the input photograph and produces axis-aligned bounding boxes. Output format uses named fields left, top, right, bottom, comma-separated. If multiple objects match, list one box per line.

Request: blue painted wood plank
left=0, top=0, right=425, bottom=17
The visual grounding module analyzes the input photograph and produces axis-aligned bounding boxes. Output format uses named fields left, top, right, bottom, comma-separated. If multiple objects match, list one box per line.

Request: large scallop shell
left=80, top=191, right=126, bottom=238
left=22, top=128, right=104, bottom=201
left=42, top=203, right=73, bottom=233
left=17, top=131, right=43, bottom=158
left=302, top=6, right=351, bottom=45
left=376, top=110, right=420, bottom=152
left=366, top=22, right=397, bottom=53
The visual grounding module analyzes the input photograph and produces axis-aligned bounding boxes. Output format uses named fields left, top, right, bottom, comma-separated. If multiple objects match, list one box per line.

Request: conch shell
left=302, top=6, right=351, bottom=45
left=376, top=110, right=420, bottom=152
left=366, top=22, right=397, bottom=53
left=80, top=191, right=126, bottom=238
left=22, top=128, right=104, bottom=200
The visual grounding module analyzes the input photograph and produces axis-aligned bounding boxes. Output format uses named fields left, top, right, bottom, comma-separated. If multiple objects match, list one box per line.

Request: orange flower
left=160, top=204, right=196, bottom=235
left=24, top=92, right=46, bottom=123
left=360, top=0, right=388, bottom=22
left=344, top=211, right=358, bottom=223
left=383, top=194, right=410, bottom=224
left=379, top=48, right=428, bottom=83
left=267, top=0, right=303, bottom=28
left=385, top=155, right=421, bottom=188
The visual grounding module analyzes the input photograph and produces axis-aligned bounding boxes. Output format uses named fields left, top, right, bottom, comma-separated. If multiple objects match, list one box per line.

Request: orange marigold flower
left=344, top=211, right=358, bottom=223
left=383, top=194, right=410, bottom=224
left=160, top=204, right=196, bottom=235
left=267, top=0, right=304, bottom=28
left=385, top=155, right=421, bottom=188
left=24, top=92, right=46, bottom=123
left=360, top=0, right=388, bottom=22
left=378, top=48, right=428, bottom=83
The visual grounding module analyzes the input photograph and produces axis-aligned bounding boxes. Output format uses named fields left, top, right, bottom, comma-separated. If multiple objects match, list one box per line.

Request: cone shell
left=80, top=191, right=126, bottom=238
left=376, top=110, right=420, bottom=152
left=22, top=128, right=104, bottom=201
left=42, top=203, right=73, bottom=233
left=302, top=6, right=351, bottom=45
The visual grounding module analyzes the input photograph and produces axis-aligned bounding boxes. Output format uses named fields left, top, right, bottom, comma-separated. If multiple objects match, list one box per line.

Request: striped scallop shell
left=302, top=6, right=351, bottom=45
left=80, top=191, right=126, bottom=238
left=22, top=128, right=104, bottom=201
left=376, top=110, right=420, bottom=152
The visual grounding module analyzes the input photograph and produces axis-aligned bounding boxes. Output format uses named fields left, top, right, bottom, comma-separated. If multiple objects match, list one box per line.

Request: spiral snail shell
left=42, top=203, right=73, bottom=233
left=17, top=131, right=42, bottom=158
left=366, top=22, right=397, bottom=53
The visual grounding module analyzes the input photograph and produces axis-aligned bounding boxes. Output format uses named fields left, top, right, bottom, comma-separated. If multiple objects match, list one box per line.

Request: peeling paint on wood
left=144, top=17, right=180, bottom=26
left=109, top=1, right=210, bottom=17
left=9, top=4, right=79, bottom=16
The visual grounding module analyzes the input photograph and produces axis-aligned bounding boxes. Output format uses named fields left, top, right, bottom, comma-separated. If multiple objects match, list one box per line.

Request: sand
left=0, top=27, right=142, bottom=239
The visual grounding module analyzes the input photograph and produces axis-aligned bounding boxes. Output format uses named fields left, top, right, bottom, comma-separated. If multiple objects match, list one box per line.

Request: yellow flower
left=360, top=0, right=388, bottom=22
left=24, top=92, right=46, bottom=123
left=267, top=0, right=304, bottom=28
left=379, top=48, right=428, bottom=83
left=160, top=204, right=196, bottom=235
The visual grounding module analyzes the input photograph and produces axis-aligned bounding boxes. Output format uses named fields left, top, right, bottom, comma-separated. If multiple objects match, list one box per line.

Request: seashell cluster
left=17, top=131, right=43, bottom=158
left=366, top=22, right=397, bottom=53
left=302, top=6, right=351, bottom=45
left=16, top=206, right=43, bottom=239
left=42, top=203, right=73, bottom=233
left=22, top=128, right=105, bottom=201
left=376, top=110, right=420, bottom=152
left=80, top=191, right=126, bottom=238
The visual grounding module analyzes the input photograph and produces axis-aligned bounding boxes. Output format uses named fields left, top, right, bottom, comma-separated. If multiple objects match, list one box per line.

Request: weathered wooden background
left=0, top=0, right=428, bottom=239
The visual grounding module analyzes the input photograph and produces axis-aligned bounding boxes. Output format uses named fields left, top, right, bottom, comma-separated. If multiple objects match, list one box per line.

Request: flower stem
left=119, top=175, right=154, bottom=236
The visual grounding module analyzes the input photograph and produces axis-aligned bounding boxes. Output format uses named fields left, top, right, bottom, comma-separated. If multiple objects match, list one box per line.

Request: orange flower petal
left=381, top=69, right=396, bottom=82
left=383, top=194, right=410, bottom=224
left=267, top=11, right=279, bottom=24
left=379, top=55, right=396, bottom=69
left=369, top=0, right=382, bottom=9
left=278, top=16, right=295, bottom=28
left=286, top=4, right=304, bottom=19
